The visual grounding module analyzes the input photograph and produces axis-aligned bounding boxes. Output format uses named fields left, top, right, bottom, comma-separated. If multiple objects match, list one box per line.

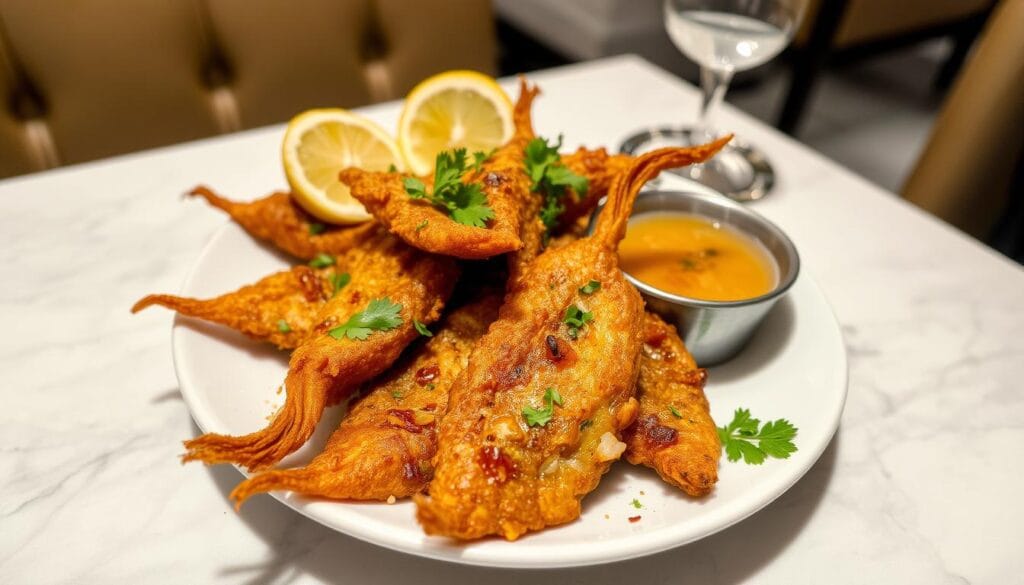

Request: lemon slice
left=398, top=70, right=514, bottom=176
left=283, top=109, right=403, bottom=224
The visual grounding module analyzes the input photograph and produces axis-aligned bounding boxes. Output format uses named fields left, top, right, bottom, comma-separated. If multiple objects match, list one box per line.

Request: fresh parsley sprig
left=330, top=272, right=350, bottom=297
left=403, top=149, right=495, bottom=228
left=309, top=253, right=335, bottom=269
left=563, top=304, right=594, bottom=340
left=523, top=387, right=563, bottom=427
left=524, top=136, right=588, bottom=234
left=413, top=319, right=432, bottom=337
left=717, top=408, right=798, bottom=465
left=328, top=298, right=403, bottom=341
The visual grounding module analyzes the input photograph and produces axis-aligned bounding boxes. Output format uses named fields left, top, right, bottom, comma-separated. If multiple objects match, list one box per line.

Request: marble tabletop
left=2, top=55, right=1022, bottom=584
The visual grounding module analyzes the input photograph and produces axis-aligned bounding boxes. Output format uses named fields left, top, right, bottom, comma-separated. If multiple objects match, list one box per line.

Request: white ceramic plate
left=172, top=180, right=847, bottom=569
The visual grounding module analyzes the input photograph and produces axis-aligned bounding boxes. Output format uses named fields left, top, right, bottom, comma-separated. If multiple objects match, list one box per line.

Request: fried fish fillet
left=624, top=313, right=720, bottom=496
left=131, top=265, right=332, bottom=350
left=231, top=290, right=503, bottom=505
left=415, top=138, right=731, bottom=540
left=182, top=226, right=460, bottom=470
left=189, top=186, right=375, bottom=260
left=339, top=80, right=541, bottom=260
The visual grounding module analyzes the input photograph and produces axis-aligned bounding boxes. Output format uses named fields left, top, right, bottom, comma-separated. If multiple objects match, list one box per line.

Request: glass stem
left=696, top=66, right=733, bottom=138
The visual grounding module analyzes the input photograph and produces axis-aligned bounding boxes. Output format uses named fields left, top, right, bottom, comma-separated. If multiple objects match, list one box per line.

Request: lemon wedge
left=282, top=109, right=403, bottom=224
left=398, top=70, right=514, bottom=176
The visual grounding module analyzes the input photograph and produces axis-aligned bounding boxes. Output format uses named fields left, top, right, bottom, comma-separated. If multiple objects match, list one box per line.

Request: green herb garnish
left=522, top=387, right=563, bottom=427
left=391, top=390, right=403, bottom=399
left=524, top=136, right=588, bottom=234
left=470, top=149, right=493, bottom=173
left=277, top=319, right=291, bottom=333
left=309, top=253, right=335, bottom=269
left=668, top=405, right=682, bottom=418
left=327, top=298, right=403, bottom=341
left=563, top=304, right=594, bottom=340
left=403, top=149, right=495, bottom=227
left=308, top=222, right=326, bottom=235
left=717, top=408, right=798, bottom=465
left=387, top=163, right=398, bottom=173
left=330, top=272, right=351, bottom=297
left=630, top=498, right=643, bottom=509
left=579, top=280, right=601, bottom=295
left=413, top=319, right=432, bottom=337
left=415, top=219, right=429, bottom=232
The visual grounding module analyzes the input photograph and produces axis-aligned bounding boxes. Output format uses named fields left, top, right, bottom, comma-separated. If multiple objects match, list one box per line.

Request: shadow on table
left=201, top=424, right=841, bottom=585
left=709, top=295, right=796, bottom=385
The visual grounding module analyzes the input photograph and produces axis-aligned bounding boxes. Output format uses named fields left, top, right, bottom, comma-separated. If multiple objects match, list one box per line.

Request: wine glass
left=621, top=0, right=808, bottom=201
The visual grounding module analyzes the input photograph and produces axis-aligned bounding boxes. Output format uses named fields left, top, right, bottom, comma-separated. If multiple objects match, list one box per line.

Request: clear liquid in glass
left=665, top=9, right=793, bottom=72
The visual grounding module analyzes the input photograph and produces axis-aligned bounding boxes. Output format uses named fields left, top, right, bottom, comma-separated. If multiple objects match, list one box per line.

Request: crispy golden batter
left=131, top=265, right=332, bottom=350
left=558, top=148, right=633, bottom=230
left=415, top=138, right=731, bottom=540
left=339, top=80, right=540, bottom=260
left=189, top=186, right=375, bottom=260
left=231, top=291, right=502, bottom=505
left=625, top=313, right=720, bottom=496
left=182, top=226, right=460, bottom=470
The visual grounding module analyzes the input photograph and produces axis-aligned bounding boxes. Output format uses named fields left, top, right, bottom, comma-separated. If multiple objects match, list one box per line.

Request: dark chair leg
left=934, top=3, right=995, bottom=91
left=777, top=0, right=850, bottom=135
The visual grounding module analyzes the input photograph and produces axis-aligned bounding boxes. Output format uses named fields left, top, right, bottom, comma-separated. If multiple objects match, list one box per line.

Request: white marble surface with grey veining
left=1, top=56, right=1022, bottom=584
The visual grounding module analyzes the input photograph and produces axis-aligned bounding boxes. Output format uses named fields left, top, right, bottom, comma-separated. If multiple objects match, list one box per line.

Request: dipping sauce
left=618, top=213, right=777, bottom=301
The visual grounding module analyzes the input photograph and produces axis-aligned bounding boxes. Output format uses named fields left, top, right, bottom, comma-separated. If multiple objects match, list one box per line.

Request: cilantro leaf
left=470, top=149, right=493, bottom=173
left=448, top=183, right=495, bottom=228
left=524, top=136, right=589, bottom=234
left=668, top=405, right=682, bottom=418
left=717, top=408, right=798, bottom=465
left=403, top=149, right=495, bottom=227
left=330, top=272, right=351, bottom=297
left=522, top=387, right=562, bottom=427
left=308, top=222, right=326, bottom=235
left=413, top=319, right=432, bottom=337
left=277, top=319, right=291, bottom=333
left=563, top=304, right=594, bottom=340
left=308, top=253, right=335, bottom=269
left=327, top=298, right=403, bottom=341
left=415, top=219, right=429, bottom=232
left=579, top=280, right=601, bottom=295
left=630, top=498, right=643, bottom=509
left=404, top=177, right=428, bottom=199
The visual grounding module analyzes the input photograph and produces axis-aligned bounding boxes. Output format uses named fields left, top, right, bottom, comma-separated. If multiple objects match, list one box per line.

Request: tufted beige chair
left=0, top=0, right=496, bottom=178
left=902, top=0, right=1024, bottom=239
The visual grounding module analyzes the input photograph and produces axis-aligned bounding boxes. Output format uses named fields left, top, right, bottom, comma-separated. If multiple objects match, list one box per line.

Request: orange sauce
left=618, top=213, right=777, bottom=301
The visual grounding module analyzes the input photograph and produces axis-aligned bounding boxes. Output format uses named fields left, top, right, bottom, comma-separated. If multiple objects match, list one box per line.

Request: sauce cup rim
left=592, top=189, right=801, bottom=309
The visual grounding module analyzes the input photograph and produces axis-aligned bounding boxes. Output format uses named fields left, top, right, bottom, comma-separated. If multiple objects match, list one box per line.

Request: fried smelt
left=625, top=313, right=720, bottom=497
left=557, top=147, right=633, bottom=230
left=339, top=80, right=541, bottom=260
left=415, top=137, right=732, bottom=541
left=189, top=186, right=375, bottom=260
left=231, top=291, right=502, bottom=506
left=182, top=227, right=460, bottom=471
left=131, top=265, right=333, bottom=350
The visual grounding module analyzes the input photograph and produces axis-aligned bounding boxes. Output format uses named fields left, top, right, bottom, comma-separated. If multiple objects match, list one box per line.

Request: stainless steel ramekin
left=589, top=189, right=800, bottom=366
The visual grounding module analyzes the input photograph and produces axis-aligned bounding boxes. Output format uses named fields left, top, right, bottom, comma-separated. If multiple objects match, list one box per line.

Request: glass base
left=619, top=127, right=775, bottom=201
